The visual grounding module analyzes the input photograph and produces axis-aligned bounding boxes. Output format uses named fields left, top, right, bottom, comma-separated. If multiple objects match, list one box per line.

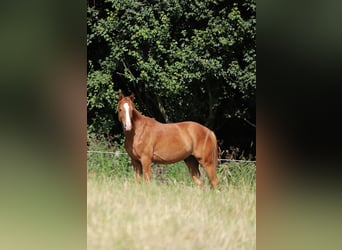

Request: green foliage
left=87, top=0, right=256, bottom=135
left=87, top=133, right=131, bottom=177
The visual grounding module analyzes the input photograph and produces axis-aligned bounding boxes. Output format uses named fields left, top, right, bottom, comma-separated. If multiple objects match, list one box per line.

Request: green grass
left=87, top=136, right=256, bottom=249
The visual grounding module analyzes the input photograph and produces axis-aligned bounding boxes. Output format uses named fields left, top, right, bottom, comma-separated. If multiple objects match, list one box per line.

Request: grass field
left=87, top=137, right=256, bottom=250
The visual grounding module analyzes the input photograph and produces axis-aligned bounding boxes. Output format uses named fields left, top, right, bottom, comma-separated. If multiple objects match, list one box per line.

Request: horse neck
left=132, top=108, right=145, bottom=124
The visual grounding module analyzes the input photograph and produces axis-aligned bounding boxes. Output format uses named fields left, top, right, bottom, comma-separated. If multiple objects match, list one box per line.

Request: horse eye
left=119, top=108, right=122, bottom=112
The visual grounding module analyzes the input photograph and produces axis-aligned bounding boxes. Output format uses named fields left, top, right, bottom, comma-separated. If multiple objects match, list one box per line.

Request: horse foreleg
left=132, top=159, right=143, bottom=182
left=140, top=157, right=152, bottom=182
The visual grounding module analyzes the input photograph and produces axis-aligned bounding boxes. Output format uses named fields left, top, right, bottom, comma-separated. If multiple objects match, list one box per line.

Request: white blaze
left=123, top=103, right=132, bottom=131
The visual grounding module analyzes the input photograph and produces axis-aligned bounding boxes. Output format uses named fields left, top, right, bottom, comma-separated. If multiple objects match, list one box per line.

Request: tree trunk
left=155, top=95, right=169, bottom=123
left=205, top=82, right=216, bottom=129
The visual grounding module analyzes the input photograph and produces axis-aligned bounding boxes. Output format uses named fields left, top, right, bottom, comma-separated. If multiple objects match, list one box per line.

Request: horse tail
left=211, top=131, right=218, bottom=167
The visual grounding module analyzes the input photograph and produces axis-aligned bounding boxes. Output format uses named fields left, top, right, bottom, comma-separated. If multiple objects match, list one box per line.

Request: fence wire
left=87, top=150, right=256, bottom=164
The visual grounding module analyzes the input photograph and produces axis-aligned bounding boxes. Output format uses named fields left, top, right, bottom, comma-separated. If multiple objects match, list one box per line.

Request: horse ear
left=129, top=93, right=135, bottom=101
left=118, top=91, right=124, bottom=101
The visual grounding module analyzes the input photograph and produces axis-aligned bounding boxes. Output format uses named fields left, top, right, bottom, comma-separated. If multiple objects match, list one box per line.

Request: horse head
left=118, top=92, right=135, bottom=132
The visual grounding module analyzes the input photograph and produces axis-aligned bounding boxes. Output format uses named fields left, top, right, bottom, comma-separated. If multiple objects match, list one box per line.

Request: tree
left=87, top=0, right=256, bottom=156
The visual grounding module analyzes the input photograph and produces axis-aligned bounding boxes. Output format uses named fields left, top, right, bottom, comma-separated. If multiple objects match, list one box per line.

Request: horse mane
left=132, top=108, right=143, bottom=121
left=132, top=108, right=157, bottom=124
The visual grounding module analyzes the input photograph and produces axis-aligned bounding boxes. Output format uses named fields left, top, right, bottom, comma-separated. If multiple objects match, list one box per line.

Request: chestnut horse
left=117, top=92, right=219, bottom=188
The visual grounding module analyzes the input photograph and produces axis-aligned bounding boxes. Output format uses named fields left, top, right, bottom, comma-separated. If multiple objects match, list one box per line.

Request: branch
left=243, top=118, right=256, bottom=128
left=121, top=60, right=137, bottom=82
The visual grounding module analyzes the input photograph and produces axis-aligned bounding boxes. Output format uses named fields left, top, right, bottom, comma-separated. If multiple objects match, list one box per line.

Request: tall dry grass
left=87, top=174, right=255, bottom=250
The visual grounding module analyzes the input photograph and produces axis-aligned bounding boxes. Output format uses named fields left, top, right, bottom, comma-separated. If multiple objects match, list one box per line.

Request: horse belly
left=152, top=136, right=192, bottom=164
left=152, top=150, right=190, bottom=164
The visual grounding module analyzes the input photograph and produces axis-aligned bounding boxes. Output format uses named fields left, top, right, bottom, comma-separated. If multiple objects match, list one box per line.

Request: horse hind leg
left=184, top=156, right=203, bottom=188
left=203, top=163, right=219, bottom=189
left=197, top=132, right=219, bottom=189
left=198, top=157, right=219, bottom=189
